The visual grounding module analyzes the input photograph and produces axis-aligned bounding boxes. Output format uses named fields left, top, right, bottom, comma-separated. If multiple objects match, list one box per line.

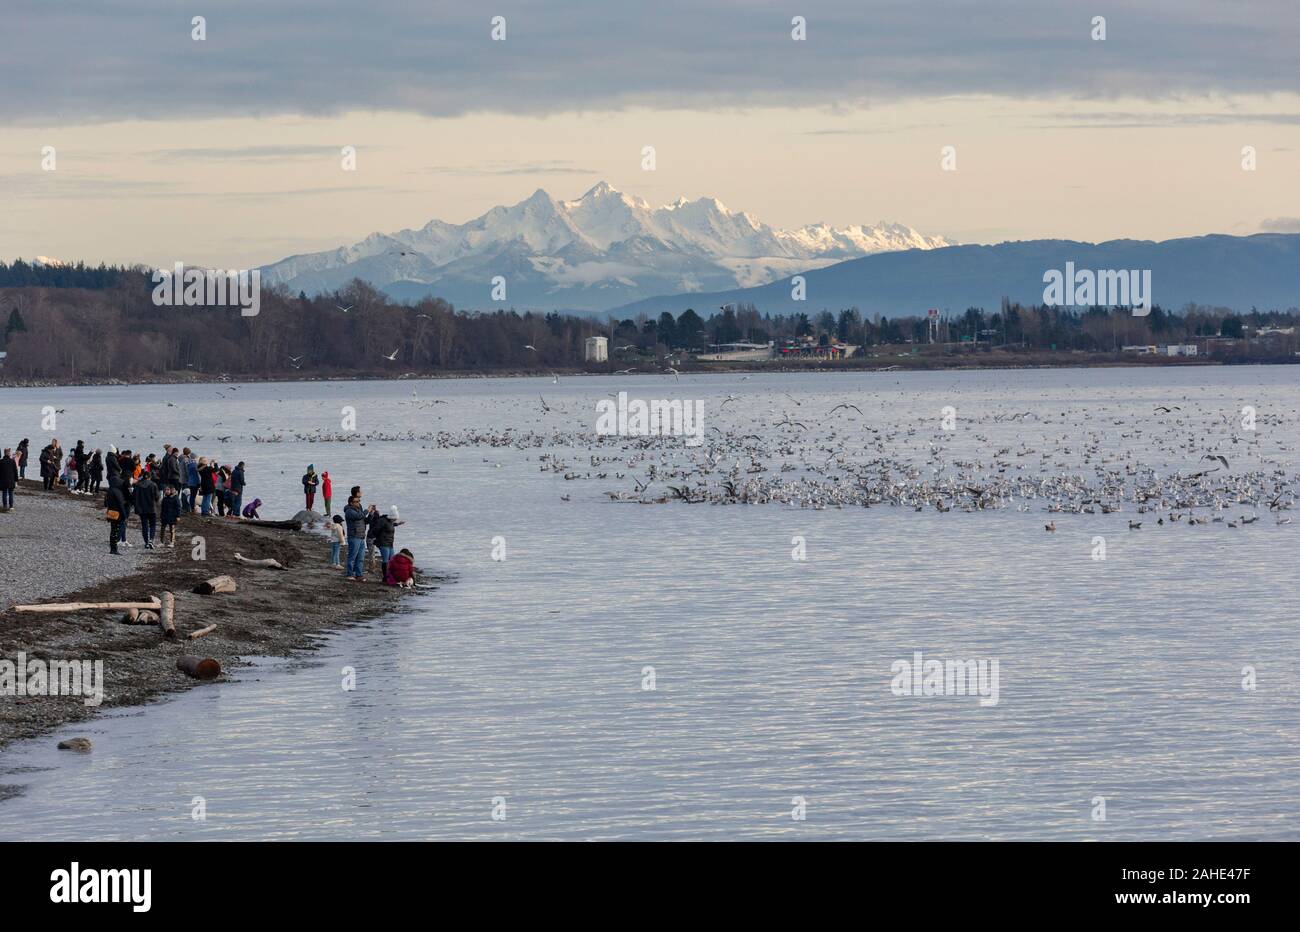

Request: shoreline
left=4, top=355, right=1294, bottom=390
left=0, top=481, right=442, bottom=752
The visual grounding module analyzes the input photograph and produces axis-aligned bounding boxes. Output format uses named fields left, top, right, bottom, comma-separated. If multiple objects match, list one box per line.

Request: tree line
left=0, top=260, right=1295, bottom=380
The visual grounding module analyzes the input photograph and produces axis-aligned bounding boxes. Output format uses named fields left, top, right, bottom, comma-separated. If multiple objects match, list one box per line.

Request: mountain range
left=610, top=234, right=1300, bottom=318
left=258, top=182, right=950, bottom=311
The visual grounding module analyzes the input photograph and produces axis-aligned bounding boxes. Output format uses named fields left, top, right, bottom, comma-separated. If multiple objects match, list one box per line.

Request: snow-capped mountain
left=259, top=182, right=950, bottom=311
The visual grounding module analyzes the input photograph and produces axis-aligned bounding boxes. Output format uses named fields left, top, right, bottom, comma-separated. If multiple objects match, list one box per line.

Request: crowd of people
left=0, top=440, right=417, bottom=587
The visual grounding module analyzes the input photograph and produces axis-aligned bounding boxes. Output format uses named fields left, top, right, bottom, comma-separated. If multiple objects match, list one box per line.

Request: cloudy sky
left=4, top=0, right=1299, bottom=267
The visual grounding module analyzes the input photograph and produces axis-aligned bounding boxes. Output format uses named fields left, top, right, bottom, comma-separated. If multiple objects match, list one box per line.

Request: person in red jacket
left=321, top=470, right=333, bottom=516
left=385, top=548, right=416, bottom=587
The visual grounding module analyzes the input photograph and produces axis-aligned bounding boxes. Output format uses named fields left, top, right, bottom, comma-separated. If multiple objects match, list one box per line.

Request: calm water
left=1, top=366, right=1297, bottom=839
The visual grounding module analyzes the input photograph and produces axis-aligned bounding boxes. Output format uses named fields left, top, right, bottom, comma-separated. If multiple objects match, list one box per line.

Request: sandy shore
left=0, top=481, right=440, bottom=750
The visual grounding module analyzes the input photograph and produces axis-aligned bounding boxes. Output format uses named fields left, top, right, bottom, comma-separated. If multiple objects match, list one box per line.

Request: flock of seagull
left=132, top=375, right=1300, bottom=529
left=226, top=376, right=1300, bottom=522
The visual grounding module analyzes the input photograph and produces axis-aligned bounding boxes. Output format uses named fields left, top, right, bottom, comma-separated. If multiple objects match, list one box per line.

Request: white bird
left=336, top=305, right=353, bottom=313
left=524, top=345, right=537, bottom=351
left=383, top=349, right=399, bottom=361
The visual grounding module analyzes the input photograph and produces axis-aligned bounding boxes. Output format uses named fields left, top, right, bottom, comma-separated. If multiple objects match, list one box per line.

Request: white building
left=584, top=336, right=608, bottom=362
left=1158, top=344, right=1198, bottom=356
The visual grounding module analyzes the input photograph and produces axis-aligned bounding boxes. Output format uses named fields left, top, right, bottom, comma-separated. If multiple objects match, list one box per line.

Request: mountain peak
left=581, top=180, right=616, bottom=198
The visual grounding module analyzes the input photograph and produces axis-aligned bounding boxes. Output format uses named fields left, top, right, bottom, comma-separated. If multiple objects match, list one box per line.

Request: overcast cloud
left=6, top=0, right=1300, bottom=124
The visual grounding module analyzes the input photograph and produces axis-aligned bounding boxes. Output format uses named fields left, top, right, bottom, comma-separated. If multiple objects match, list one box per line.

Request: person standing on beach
left=372, top=506, right=404, bottom=580
left=230, top=461, right=246, bottom=518
left=329, top=514, right=345, bottom=568
left=303, top=465, right=319, bottom=512
left=16, top=439, right=29, bottom=480
left=198, top=457, right=214, bottom=515
left=185, top=449, right=200, bottom=512
left=133, top=470, right=159, bottom=549
left=321, top=470, right=333, bottom=516
left=214, top=464, right=228, bottom=517
left=0, top=448, right=17, bottom=510
left=39, top=439, right=59, bottom=491
left=159, top=485, right=180, bottom=548
left=344, top=495, right=368, bottom=580
left=88, top=449, right=103, bottom=493
left=105, top=474, right=128, bottom=555
left=62, top=449, right=78, bottom=491
left=73, top=440, right=88, bottom=492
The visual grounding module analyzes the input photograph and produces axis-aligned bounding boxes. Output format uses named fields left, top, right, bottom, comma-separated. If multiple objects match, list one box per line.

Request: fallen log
left=17, top=597, right=161, bottom=614
left=187, top=623, right=217, bottom=640
left=241, top=519, right=303, bottom=531
left=176, top=656, right=221, bottom=680
left=160, top=591, right=177, bottom=640
left=234, top=552, right=287, bottom=570
left=193, top=575, right=236, bottom=595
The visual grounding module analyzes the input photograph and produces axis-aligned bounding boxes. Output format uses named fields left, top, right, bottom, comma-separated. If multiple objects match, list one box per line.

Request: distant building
left=584, top=336, right=608, bottom=362
left=1121, top=345, right=1157, bottom=355
left=1158, top=343, right=1198, bottom=356
left=697, top=341, right=774, bottom=361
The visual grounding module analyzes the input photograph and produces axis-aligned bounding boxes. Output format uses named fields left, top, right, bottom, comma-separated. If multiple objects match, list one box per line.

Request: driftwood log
left=187, top=623, right=217, bottom=640
left=234, top=552, right=287, bottom=570
left=17, top=598, right=162, bottom=614
left=193, top=575, right=237, bottom=595
left=120, top=608, right=160, bottom=625
left=176, top=656, right=221, bottom=680
left=159, top=591, right=177, bottom=640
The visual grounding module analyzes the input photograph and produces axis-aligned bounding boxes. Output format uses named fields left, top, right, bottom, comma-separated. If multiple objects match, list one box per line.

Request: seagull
left=383, top=349, right=399, bottom=361
left=289, top=355, right=304, bottom=364
left=539, top=396, right=552, bottom=413
left=1199, top=454, right=1229, bottom=470
left=664, top=367, right=680, bottom=382
left=524, top=345, right=537, bottom=351
left=1153, top=405, right=1181, bottom=414
left=550, top=372, right=559, bottom=384
left=1045, top=521, right=1056, bottom=532
left=1128, top=521, right=1141, bottom=530
left=829, top=403, right=863, bottom=416
left=336, top=305, right=353, bottom=313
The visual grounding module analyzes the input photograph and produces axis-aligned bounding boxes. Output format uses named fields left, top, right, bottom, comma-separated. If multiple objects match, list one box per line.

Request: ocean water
left=0, top=365, right=1297, bottom=840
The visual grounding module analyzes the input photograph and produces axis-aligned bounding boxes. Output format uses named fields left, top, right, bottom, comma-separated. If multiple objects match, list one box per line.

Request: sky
left=3, top=0, right=1299, bottom=268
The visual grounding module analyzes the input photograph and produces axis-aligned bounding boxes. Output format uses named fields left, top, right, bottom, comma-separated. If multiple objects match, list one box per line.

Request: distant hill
left=607, top=234, right=1300, bottom=317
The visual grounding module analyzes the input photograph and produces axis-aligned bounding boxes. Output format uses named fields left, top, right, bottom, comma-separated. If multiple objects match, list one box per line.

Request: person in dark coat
left=73, top=440, right=88, bottom=492
left=16, top=439, right=29, bottom=480
left=302, top=466, right=319, bottom=511
left=40, top=440, right=59, bottom=491
left=159, top=486, right=181, bottom=548
left=198, top=457, right=215, bottom=515
left=0, top=448, right=18, bottom=510
left=230, top=462, right=246, bottom=518
left=133, top=473, right=159, bottom=548
left=105, top=477, right=128, bottom=555
left=343, top=496, right=368, bottom=580
left=88, top=450, right=103, bottom=493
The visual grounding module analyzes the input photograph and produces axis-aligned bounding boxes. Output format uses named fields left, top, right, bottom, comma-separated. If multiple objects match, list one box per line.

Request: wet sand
left=0, top=481, right=439, bottom=750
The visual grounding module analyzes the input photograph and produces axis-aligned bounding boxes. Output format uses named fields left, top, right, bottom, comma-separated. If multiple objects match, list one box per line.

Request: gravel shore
left=0, top=481, right=439, bottom=750
left=0, top=481, right=154, bottom=611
